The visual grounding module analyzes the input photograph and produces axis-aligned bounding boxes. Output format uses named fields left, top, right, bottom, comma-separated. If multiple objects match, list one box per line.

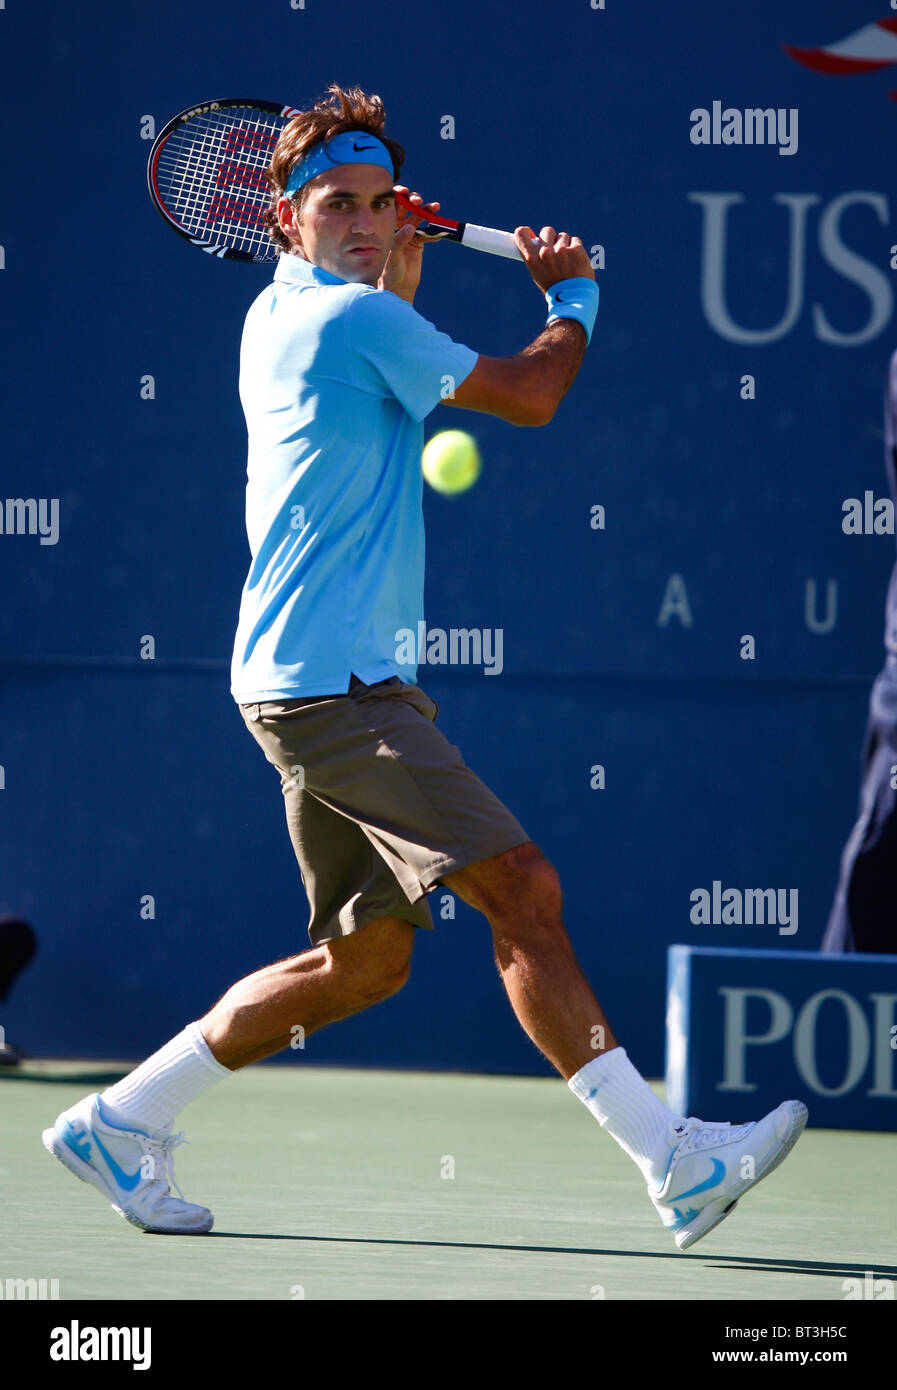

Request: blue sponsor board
left=2, top=0, right=896, bottom=1070
left=666, top=947, right=897, bottom=1132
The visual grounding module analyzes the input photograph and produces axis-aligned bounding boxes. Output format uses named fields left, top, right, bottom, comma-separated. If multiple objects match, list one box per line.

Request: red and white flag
left=783, top=16, right=897, bottom=78
left=778, top=14, right=895, bottom=98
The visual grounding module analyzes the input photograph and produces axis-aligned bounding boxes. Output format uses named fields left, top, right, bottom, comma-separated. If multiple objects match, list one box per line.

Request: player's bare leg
left=442, top=841, right=616, bottom=1078
left=441, top=840, right=807, bottom=1248
left=44, top=845, right=806, bottom=1247
left=199, top=916, right=416, bottom=1069
left=40, top=916, right=416, bottom=1234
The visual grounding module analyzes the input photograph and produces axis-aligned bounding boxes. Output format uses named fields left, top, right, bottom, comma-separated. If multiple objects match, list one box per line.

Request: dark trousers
left=822, top=657, right=897, bottom=953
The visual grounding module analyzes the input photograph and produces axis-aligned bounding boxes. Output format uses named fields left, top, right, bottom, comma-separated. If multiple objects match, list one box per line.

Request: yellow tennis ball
left=421, top=430, right=482, bottom=496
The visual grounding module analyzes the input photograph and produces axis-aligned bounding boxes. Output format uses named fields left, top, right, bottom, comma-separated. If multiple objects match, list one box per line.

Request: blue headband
left=284, top=130, right=395, bottom=197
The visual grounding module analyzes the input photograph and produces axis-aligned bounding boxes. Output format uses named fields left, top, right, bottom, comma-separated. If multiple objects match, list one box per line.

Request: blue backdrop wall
left=1, top=0, right=895, bottom=1076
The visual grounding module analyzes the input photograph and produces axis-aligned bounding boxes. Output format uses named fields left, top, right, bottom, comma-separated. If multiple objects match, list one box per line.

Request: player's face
left=281, top=164, right=399, bottom=283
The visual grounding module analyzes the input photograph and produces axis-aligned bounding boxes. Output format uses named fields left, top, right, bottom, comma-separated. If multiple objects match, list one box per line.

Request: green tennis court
left=3, top=1061, right=894, bottom=1301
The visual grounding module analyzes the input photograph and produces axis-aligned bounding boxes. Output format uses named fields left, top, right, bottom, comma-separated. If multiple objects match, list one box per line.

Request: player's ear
left=278, top=196, right=306, bottom=253
left=277, top=196, right=297, bottom=234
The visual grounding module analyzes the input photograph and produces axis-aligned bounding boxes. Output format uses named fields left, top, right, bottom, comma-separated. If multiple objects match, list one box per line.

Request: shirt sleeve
left=345, top=288, right=479, bottom=422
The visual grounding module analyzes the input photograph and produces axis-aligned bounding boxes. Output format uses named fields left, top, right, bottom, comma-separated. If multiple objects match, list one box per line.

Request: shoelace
left=671, top=1116, right=754, bottom=1154
left=139, top=1131, right=188, bottom=1199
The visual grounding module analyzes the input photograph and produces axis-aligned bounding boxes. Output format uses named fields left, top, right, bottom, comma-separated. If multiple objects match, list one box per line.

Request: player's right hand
left=515, top=225, right=595, bottom=293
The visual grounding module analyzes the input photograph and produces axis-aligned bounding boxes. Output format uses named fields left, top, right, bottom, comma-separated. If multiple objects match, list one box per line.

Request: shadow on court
left=205, top=1230, right=897, bottom=1280
left=0, top=1070, right=130, bottom=1086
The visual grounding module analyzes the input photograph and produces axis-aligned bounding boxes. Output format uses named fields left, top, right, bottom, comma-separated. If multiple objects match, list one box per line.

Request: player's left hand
left=378, top=187, right=439, bottom=303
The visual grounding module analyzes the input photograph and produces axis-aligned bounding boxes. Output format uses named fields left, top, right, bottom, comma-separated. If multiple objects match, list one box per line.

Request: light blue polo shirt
left=230, top=252, right=478, bottom=701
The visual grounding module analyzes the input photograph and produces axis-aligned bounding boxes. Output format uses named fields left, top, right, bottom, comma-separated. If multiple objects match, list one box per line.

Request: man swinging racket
left=44, top=83, right=807, bottom=1249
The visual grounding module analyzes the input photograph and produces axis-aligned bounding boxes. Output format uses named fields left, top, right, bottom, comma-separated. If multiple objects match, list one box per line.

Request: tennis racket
left=147, top=98, right=523, bottom=264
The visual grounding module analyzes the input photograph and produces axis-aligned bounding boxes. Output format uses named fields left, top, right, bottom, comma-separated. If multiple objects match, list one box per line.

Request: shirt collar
left=274, top=252, right=348, bottom=288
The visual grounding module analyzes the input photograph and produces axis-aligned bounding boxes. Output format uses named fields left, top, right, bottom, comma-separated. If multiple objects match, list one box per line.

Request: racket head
left=147, top=99, right=302, bottom=263
left=147, top=98, right=438, bottom=263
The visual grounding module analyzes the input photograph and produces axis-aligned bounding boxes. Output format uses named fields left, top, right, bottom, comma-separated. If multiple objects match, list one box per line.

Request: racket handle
left=460, top=222, right=523, bottom=261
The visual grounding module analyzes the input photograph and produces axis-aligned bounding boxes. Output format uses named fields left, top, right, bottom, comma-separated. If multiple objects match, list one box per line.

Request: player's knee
left=328, top=920, right=414, bottom=1004
left=491, top=843, right=563, bottom=919
left=378, top=950, right=413, bottom=1000
left=481, top=850, right=565, bottom=944
left=353, top=951, right=412, bottom=1005
left=447, top=840, right=559, bottom=919
left=519, top=853, right=563, bottom=923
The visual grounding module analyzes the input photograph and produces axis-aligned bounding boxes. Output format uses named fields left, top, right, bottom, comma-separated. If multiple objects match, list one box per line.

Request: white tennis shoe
left=649, top=1099, right=808, bottom=1250
left=42, top=1092, right=213, bottom=1234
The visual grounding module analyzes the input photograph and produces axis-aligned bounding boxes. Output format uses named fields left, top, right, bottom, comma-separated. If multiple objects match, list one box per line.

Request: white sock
left=101, top=1022, right=230, bottom=1134
left=568, top=1046, right=686, bottom=1185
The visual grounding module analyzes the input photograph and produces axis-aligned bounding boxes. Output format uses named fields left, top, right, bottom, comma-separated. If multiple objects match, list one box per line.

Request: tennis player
left=44, top=84, right=807, bottom=1250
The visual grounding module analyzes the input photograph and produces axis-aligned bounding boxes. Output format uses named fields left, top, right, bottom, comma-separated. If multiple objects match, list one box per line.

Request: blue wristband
left=544, top=277, right=599, bottom=345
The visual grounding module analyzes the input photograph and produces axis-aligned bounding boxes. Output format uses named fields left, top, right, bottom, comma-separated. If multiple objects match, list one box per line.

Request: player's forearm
left=440, top=312, right=590, bottom=427
left=515, top=319, right=588, bottom=423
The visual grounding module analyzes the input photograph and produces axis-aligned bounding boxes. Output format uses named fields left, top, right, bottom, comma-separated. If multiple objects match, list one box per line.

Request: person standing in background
left=823, top=348, right=897, bottom=954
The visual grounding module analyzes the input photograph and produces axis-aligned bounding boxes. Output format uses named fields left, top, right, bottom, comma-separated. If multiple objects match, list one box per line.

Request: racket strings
left=155, top=107, right=282, bottom=262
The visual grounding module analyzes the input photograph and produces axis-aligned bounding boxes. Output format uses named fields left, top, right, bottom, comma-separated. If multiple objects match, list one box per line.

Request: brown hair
left=263, top=84, right=406, bottom=256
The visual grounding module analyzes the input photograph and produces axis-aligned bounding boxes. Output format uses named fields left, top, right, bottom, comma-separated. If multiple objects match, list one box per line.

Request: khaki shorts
left=239, top=675, right=530, bottom=945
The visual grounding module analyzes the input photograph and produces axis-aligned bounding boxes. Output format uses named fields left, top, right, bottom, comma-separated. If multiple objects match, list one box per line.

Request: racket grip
left=460, top=222, right=523, bottom=261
